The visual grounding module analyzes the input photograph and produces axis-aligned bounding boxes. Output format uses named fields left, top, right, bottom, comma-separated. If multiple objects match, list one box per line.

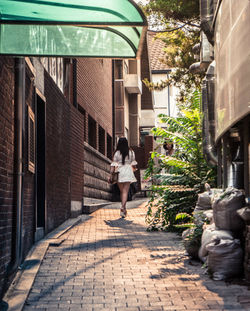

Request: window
left=88, top=115, right=97, bottom=149
left=107, top=134, right=112, bottom=160
left=98, top=126, right=105, bottom=155
left=39, top=57, right=64, bottom=92
left=28, top=106, right=35, bottom=173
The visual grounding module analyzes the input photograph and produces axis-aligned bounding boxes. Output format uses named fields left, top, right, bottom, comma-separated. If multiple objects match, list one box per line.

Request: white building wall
left=140, top=109, right=156, bottom=128
left=152, top=73, right=178, bottom=127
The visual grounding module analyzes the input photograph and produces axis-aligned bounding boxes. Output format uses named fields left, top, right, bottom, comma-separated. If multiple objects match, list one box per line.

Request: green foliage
left=144, top=0, right=200, bottom=24
left=145, top=91, right=216, bottom=231
left=146, top=186, right=198, bottom=231
left=182, top=224, right=203, bottom=258
left=175, top=212, right=192, bottom=223
left=141, top=0, right=203, bottom=104
left=147, top=91, right=215, bottom=189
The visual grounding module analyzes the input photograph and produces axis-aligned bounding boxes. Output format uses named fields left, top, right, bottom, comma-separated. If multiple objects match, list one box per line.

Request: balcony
left=124, top=74, right=142, bottom=94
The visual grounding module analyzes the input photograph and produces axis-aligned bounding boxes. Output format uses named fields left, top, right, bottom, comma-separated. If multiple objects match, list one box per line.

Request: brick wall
left=132, top=135, right=154, bottom=169
left=76, top=58, right=113, bottom=135
left=70, top=105, right=85, bottom=216
left=141, top=36, right=153, bottom=110
left=0, top=57, right=15, bottom=298
left=76, top=58, right=113, bottom=199
left=84, top=142, right=112, bottom=200
left=22, top=65, right=36, bottom=260
left=44, top=71, right=71, bottom=232
left=144, top=135, right=155, bottom=165
left=132, top=136, right=155, bottom=191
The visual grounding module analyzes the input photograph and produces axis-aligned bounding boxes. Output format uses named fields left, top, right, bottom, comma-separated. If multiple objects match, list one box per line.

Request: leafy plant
left=146, top=185, right=198, bottom=231
left=182, top=224, right=203, bottom=258
left=145, top=91, right=216, bottom=231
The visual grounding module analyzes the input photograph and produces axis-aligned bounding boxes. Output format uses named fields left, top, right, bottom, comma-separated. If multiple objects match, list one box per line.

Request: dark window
left=98, top=126, right=105, bottom=155
left=88, top=115, right=97, bottom=149
left=77, top=105, right=86, bottom=141
left=107, top=134, right=112, bottom=160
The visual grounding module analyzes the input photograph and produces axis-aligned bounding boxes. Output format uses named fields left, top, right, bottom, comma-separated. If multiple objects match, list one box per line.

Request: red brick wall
left=133, top=136, right=154, bottom=169
left=44, top=71, right=71, bottom=232
left=0, top=57, right=15, bottom=298
left=133, top=146, right=146, bottom=169
left=141, top=36, right=153, bottom=110
left=70, top=106, right=84, bottom=202
left=84, top=142, right=112, bottom=200
left=132, top=136, right=155, bottom=191
left=0, top=59, right=39, bottom=298
left=76, top=58, right=113, bottom=199
left=76, top=58, right=113, bottom=136
left=22, top=66, right=36, bottom=260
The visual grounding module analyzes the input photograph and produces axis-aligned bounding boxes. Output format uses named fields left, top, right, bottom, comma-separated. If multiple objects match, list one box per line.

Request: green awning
left=0, top=0, right=147, bottom=58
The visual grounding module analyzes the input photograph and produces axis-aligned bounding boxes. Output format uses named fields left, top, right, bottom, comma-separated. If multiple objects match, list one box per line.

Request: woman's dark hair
left=115, top=137, right=129, bottom=164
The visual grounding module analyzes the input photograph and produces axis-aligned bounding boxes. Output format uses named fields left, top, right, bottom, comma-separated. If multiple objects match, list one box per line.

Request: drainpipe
left=112, top=60, right=116, bottom=150
left=243, top=117, right=250, bottom=196
left=200, top=0, right=215, bottom=45
left=72, top=59, right=78, bottom=108
left=167, top=72, right=170, bottom=117
left=11, top=57, right=25, bottom=270
left=202, top=60, right=218, bottom=165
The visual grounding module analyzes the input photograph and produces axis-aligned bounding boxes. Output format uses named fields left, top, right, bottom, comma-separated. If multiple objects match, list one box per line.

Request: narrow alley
left=6, top=198, right=250, bottom=311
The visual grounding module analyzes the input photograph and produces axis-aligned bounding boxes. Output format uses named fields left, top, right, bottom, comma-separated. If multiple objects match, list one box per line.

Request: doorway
left=35, top=93, right=46, bottom=241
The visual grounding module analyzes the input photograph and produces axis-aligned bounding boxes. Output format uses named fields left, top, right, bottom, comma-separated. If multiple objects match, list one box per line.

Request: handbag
left=132, top=165, right=138, bottom=172
left=110, top=171, right=119, bottom=184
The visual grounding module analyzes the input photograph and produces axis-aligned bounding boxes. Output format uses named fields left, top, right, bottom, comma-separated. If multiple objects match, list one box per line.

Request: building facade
left=140, top=31, right=179, bottom=143
left=199, top=0, right=250, bottom=280
left=0, top=48, right=155, bottom=299
left=0, top=56, right=115, bottom=298
left=0, top=0, right=152, bottom=301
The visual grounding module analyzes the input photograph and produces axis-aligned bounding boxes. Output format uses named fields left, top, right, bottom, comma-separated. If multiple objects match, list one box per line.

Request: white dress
left=111, top=150, right=137, bottom=183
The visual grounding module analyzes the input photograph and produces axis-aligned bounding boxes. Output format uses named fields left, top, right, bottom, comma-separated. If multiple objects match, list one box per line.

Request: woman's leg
left=118, top=182, right=130, bottom=215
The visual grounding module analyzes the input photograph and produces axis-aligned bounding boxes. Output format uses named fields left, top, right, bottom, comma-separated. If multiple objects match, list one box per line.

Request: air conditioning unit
left=124, top=74, right=142, bottom=94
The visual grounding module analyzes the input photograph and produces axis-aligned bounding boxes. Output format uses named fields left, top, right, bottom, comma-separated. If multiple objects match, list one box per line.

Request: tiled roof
left=147, top=31, right=170, bottom=71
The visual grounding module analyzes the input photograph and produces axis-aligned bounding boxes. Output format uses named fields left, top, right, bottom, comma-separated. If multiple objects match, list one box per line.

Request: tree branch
left=149, top=21, right=200, bottom=33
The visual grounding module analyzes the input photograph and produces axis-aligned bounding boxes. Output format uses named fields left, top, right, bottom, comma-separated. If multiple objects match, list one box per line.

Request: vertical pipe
left=34, top=91, right=37, bottom=233
left=217, top=140, right=222, bottom=187
left=167, top=73, right=170, bottom=117
left=112, top=60, right=116, bottom=151
left=222, top=134, right=228, bottom=189
left=243, top=117, right=249, bottom=197
left=72, top=59, right=77, bottom=108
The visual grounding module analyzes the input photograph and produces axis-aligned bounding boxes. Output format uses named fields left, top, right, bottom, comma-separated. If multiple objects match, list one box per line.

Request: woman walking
left=109, top=137, right=137, bottom=218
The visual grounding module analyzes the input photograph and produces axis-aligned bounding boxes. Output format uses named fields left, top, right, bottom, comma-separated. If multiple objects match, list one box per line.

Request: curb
left=82, top=198, right=112, bottom=214
left=83, top=202, right=110, bottom=214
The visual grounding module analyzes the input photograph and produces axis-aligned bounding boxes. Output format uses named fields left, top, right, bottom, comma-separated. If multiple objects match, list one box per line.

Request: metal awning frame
left=0, top=0, right=147, bottom=58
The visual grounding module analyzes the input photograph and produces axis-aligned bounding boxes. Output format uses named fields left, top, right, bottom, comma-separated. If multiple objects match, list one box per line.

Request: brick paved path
left=23, top=198, right=250, bottom=311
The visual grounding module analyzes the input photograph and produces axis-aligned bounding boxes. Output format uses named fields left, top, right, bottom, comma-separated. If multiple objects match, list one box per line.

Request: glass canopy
left=0, top=0, right=147, bottom=58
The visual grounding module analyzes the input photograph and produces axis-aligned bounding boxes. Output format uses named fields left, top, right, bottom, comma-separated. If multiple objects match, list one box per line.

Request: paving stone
left=20, top=198, right=249, bottom=311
